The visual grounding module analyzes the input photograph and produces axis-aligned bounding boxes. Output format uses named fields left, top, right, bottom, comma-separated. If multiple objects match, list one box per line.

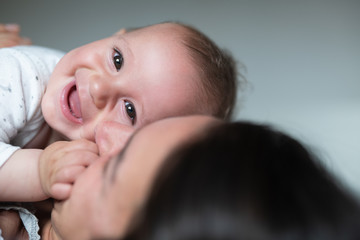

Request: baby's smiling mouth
left=61, top=80, right=83, bottom=124
left=68, top=85, right=82, bottom=119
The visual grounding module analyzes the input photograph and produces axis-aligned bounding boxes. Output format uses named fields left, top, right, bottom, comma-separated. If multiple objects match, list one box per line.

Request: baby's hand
left=0, top=24, right=31, bottom=48
left=39, top=139, right=99, bottom=200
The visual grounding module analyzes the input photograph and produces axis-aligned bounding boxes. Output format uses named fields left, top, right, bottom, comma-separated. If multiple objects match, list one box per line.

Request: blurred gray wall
left=2, top=0, right=359, bottom=195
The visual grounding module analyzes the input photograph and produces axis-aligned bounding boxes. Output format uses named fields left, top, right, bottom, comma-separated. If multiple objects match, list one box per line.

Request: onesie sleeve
left=0, top=46, right=64, bottom=167
left=0, top=48, right=27, bottom=167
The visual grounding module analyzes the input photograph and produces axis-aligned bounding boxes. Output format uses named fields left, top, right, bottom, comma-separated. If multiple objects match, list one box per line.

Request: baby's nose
left=89, top=77, right=115, bottom=109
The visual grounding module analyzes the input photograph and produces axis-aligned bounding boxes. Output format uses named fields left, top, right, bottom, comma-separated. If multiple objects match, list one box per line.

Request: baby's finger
left=52, top=139, right=99, bottom=155
left=73, top=150, right=99, bottom=167
left=44, top=140, right=99, bottom=158
left=54, top=165, right=87, bottom=184
left=51, top=183, right=72, bottom=200
left=55, top=150, right=99, bottom=171
left=71, top=139, right=99, bottom=154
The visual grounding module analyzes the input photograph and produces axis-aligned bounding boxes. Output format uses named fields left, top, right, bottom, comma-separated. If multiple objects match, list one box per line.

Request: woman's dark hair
left=124, top=122, right=360, bottom=240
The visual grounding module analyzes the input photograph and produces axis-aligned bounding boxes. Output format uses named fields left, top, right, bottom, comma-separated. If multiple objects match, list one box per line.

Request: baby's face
left=42, top=23, right=202, bottom=142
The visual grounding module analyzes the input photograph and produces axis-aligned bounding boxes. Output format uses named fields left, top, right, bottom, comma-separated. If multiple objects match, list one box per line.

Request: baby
left=0, top=22, right=239, bottom=202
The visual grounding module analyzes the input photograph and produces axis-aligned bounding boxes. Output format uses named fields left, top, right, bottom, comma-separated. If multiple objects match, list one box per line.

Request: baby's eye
left=113, top=48, right=123, bottom=71
left=125, top=101, right=136, bottom=125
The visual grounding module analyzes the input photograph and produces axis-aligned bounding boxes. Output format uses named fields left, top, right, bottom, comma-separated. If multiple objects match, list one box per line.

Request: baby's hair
left=176, top=22, right=242, bottom=120
left=125, top=22, right=244, bottom=120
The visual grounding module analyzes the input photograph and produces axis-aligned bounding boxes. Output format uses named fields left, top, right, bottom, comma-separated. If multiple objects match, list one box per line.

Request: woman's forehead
left=110, top=115, right=220, bottom=179
left=135, top=115, right=219, bottom=143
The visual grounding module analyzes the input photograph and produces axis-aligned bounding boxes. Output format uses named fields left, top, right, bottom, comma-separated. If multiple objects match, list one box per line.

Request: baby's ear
left=114, top=28, right=126, bottom=35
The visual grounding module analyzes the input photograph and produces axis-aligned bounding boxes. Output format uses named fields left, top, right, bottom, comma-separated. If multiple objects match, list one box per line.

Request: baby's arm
left=39, top=139, right=99, bottom=200
left=0, top=148, right=45, bottom=202
left=0, top=139, right=98, bottom=202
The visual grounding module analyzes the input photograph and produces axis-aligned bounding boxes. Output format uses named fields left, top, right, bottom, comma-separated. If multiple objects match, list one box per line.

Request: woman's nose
left=89, top=76, right=115, bottom=109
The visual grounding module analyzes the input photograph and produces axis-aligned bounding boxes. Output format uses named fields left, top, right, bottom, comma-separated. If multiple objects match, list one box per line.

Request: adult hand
left=0, top=23, right=31, bottom=48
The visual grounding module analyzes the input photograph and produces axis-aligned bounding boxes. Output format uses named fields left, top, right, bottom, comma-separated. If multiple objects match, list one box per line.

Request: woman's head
left=43, top=115, right=220, bottom=240
left=125, top=121, right=360, bottom=240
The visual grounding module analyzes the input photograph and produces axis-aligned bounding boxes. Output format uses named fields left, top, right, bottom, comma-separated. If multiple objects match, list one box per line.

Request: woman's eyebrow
left=102, top=131, right=138, bottom=184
